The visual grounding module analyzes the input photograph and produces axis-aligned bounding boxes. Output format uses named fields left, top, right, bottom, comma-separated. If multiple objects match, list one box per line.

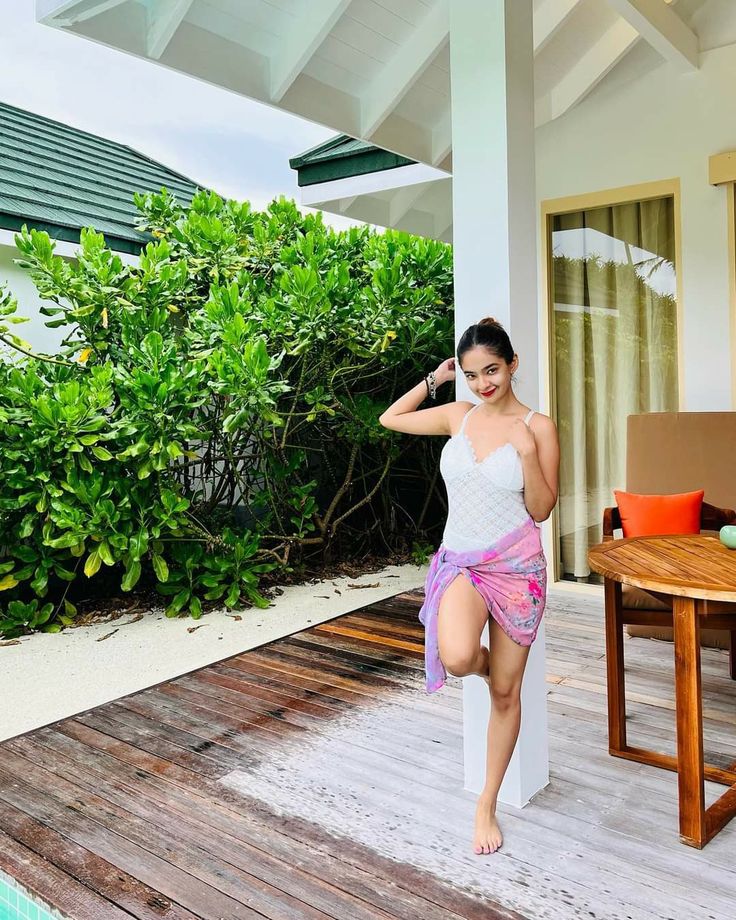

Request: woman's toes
left=474, top=808, right=503, bottom=854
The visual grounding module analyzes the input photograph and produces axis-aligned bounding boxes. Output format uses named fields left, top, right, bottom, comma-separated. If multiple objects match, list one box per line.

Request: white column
left=450, top=0, right=549, bottom=807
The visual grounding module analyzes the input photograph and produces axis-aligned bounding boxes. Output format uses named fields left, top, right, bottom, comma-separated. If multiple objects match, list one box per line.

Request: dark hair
left=457, top=316, right=515, bottom=366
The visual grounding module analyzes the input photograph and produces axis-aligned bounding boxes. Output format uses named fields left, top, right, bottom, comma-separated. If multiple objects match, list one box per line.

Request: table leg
left=604, top=578, right=626, bottom=753
left=673, top=596, right=706, bottom=847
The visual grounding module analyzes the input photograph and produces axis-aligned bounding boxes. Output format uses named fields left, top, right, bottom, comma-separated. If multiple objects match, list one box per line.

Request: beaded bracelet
left=425, top=371, right=437, bottom=400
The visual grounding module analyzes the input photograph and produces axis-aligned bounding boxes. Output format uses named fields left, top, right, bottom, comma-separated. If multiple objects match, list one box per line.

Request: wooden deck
left=0, top=589, right=735, bottom=920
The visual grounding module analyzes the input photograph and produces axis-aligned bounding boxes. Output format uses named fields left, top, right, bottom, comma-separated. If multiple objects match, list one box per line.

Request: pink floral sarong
left=418, top=516, right=547, bottom=693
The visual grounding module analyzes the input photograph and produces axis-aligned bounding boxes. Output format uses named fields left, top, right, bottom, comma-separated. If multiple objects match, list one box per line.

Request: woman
left=378, top=317, right=559, bottom=856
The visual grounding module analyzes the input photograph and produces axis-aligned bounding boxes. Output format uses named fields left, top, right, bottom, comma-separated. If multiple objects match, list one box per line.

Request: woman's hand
left=508, top=416, right=537, bottom=457
left=433, top=357, right=456, bottom=386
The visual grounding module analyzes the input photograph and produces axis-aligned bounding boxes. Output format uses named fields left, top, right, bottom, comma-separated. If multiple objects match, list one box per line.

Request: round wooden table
left=588, top=533, right=736, bottom=848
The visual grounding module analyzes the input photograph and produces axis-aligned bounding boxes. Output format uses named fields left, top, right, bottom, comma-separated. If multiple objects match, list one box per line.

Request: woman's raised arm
left=379, top=358, right=460, bottom=436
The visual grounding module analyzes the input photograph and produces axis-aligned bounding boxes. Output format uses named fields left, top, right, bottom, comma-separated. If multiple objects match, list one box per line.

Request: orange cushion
left=613, top=489, right=704, bottom=538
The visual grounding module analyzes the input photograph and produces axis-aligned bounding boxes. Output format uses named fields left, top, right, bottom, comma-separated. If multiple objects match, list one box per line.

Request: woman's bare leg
left=436, top=573, right=490, bottom=680
left=473, top=619, right=530, bottom=854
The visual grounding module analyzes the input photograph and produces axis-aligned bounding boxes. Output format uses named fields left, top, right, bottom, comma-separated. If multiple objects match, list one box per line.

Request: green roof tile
left=0, top=102, right=201, bottom=253
left=289, top=134, right=415, bottom=187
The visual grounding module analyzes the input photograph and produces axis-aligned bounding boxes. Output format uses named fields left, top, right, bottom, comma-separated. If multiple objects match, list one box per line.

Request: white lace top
left=439, top=403, right=536, bottom=552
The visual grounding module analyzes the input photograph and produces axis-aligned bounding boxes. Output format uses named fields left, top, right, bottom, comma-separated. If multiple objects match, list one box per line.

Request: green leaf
left=84, top=550, right=102, bottom=578
left=32, top=603, right=54, bottom=627
left=225, top=583, right=241, bottom=608
left=152, top=553, right=169, bottom=583
left=92, top=446, right=113, bottom=461
left=137, top=461, right=152, bottom=480
left=141, top=330, right=164, bottom=360
left=18, top=516, right=35, bottom=539
left=30, top=571, right=48, bottom=597
left=204, top=586, right=226, bottom=600
left=97, top=541, right=115, bottom=566
left=47, top=532, right=84, bottom=550
left=0, top=575, right=18, bottom=591
left=128, top=530, right=148, bottom=561
left=121, top=560, right=142, bottom=592
left=189, top=595, right=202, bottom=619
left=54, top=566, right=76, bottom=582
left=167, top=589, right=190, bottom=616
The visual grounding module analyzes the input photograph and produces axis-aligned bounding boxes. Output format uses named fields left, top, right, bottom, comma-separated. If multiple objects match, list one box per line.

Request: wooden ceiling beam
left=536, top=17, right=638, bottom=125
left=270, top=0, right=353, bottom=103
left=389, top=183, right=427, bottom=226
left=360, top=2, right=449, bottom=140
left=147, top=0, right=193, bottom=59
left=39, top=0, right=127, bottom=26
left=604, top=0, right=698, bottom=70
left=534, top=0, right=583, bottom=53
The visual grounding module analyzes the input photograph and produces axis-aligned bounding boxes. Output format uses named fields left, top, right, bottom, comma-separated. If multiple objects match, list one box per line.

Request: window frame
left=728, top=184, right=736, bottom=409
left=708, top=153, right=736, bottom=410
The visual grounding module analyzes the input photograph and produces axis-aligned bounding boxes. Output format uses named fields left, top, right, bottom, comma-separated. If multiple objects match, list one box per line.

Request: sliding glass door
left=547, top=191, right=679, bottom=582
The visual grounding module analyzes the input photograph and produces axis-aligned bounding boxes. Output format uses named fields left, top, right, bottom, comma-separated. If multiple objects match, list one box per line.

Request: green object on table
left=719, top=525, right=736, bottom=549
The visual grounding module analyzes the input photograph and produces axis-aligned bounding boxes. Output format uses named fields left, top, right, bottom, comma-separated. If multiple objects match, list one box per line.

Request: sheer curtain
left=551, top=196, right=679, bottom=580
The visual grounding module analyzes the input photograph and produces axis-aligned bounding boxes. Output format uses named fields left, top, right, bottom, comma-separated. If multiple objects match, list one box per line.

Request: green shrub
left=0, top=192, right=453, bottom=638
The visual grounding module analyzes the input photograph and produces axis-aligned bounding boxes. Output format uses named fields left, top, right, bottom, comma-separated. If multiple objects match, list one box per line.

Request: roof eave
left=0, top=212, right=148, bottom=255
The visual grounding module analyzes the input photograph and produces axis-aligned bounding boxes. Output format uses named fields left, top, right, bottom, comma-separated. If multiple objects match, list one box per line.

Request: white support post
left=450, top=0, right=549, bottom=808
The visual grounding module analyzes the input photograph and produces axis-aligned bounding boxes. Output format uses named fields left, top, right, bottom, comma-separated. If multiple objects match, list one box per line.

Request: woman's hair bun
left=458, top=314, right=515, bottom=365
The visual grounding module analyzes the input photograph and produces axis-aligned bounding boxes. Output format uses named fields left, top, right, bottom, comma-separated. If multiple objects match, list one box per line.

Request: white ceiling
left=37, top=0, right=731, bottom=237
left=39, top=0, right=723, bottom=170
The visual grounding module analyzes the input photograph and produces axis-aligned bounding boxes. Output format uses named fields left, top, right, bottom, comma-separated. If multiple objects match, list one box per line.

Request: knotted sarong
left=418, top=516, right=547, bottom=693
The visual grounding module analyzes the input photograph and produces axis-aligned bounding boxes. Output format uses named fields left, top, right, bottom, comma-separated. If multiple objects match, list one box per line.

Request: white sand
left=0, top=562, right=428, bottom=742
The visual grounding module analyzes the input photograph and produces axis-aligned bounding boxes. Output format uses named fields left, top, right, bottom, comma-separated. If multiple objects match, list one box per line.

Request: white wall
left=0, top=242, right=66, bottom=354
left=536, top=41, right=736, bottom=412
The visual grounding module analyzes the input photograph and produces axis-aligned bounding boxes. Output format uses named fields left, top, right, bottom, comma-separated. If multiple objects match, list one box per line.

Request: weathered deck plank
left=0, top=588, right=734, bottom=920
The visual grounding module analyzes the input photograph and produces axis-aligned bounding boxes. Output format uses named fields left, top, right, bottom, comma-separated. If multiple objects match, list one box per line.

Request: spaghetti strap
left=524, top=409, right=535, bottom=425
left=458, top=402, right=481, bottom=435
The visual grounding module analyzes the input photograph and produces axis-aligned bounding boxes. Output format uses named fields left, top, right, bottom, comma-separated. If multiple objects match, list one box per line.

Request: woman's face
left=460, top=346, right=517, bottom=403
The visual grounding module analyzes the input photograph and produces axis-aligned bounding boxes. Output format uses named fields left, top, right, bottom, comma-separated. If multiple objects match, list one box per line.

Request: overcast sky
left=0, top=1, right=360, bottom=228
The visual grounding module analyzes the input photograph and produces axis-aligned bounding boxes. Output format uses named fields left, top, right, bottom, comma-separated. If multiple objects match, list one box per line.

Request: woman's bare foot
left=473, top=795, right=503, bottom=854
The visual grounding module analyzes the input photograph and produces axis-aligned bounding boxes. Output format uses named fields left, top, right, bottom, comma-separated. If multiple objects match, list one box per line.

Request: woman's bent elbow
left=531, top=504, right=555, bottom=523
